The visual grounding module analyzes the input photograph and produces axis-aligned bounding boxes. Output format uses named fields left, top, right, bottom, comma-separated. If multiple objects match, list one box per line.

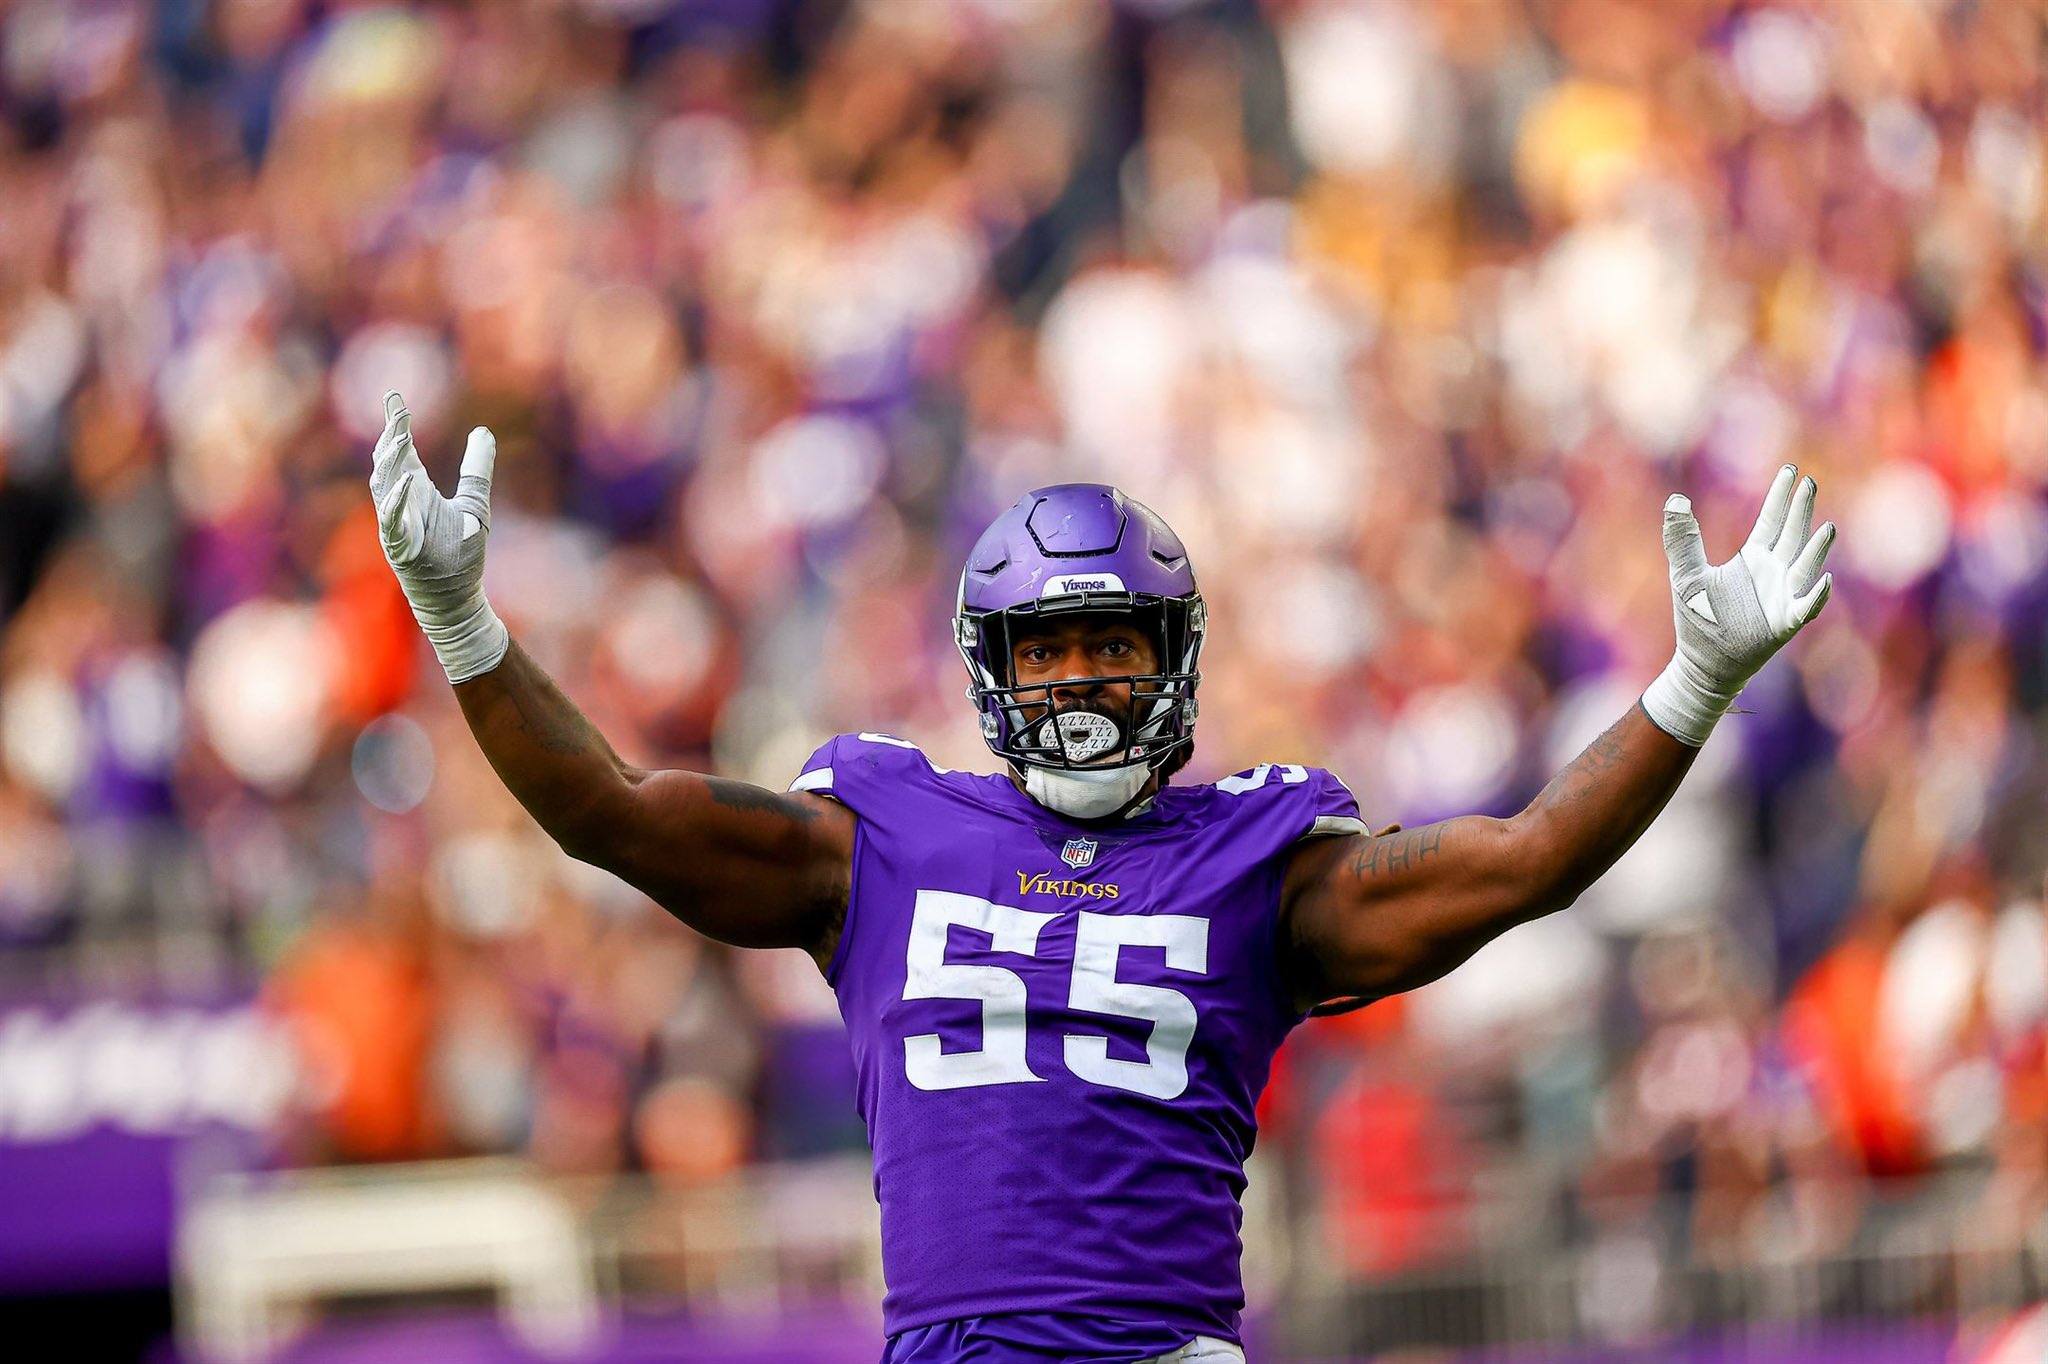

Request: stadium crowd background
left=1, top=0, right=2046, bottom=1344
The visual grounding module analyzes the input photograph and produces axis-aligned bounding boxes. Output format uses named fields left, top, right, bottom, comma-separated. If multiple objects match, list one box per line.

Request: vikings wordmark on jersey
left=791, top=733, right=1362, bottom=1347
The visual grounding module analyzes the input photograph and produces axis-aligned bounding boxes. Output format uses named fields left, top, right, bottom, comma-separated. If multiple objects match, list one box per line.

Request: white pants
left=1141, top=1338, right=1244, bottom=1363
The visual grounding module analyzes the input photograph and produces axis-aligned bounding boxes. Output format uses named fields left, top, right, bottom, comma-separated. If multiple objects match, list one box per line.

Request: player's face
left=1008, top=614, right=1160, bottom=756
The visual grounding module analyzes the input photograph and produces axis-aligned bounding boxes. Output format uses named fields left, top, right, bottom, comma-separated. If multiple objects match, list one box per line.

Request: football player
left=368, top=392, right=1834, bottom=1364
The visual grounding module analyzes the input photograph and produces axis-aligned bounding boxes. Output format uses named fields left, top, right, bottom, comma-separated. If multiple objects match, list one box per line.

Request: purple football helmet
left=955, top=484, right=1205, bottom=777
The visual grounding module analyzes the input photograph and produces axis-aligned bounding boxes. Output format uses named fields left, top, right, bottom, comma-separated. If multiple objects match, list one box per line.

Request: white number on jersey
left=902, top=891, right=1056, bottom=1090
left=1065, top=912, right=1208, bottom=1100
left=901, top=891, right=1210, bottom=1099
left=1214, top=763, right=1308, bottom=794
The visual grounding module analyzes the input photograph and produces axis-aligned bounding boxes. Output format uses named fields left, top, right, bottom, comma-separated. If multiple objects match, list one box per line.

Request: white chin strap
left=1023, top=761, right=1152, bottom=820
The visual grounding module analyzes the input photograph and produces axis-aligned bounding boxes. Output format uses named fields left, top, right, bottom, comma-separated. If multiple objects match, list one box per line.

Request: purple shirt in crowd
left=791, top=733, right=1364, bottom=1352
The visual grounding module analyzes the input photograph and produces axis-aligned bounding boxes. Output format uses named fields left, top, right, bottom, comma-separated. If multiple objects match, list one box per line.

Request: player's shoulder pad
left=1210, top=762, right=1368, bottom=842
left=788, top=732, right=951, bottom=800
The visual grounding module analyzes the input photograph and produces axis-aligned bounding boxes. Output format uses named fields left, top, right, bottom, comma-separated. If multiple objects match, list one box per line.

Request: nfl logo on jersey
left=1061, top=837, right=1097, bottom=869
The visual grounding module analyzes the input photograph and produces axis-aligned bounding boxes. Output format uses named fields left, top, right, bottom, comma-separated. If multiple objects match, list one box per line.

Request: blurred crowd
left=2, top=0, right=2047, bottom=1299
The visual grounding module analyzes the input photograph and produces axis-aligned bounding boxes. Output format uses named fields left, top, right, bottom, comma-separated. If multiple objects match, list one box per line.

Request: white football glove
left=1640, top=463, right=1835, bottom=746
left=369, top=391, right=510, bottom=684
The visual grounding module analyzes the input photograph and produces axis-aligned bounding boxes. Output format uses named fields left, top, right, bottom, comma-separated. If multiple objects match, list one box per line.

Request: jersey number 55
left=902, top=890, right=1209, bottom=1101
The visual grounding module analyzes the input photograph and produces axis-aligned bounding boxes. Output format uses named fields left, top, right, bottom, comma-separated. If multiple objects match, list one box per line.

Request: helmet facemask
left=956, top=591, right=1204, bottom=784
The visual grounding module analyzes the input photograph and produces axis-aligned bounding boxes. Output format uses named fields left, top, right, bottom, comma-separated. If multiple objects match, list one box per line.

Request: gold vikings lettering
left=1016, top=871, right=1121, bottom=899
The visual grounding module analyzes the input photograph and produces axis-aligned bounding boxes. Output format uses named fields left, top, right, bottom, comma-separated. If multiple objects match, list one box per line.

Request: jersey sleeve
left=1301, top=768, right=1367, bottom=841
left=1290, top=770, right=1374, bottom=1019
left=1210, top=762, right=1367, bottom=843
left=786, top=732, right=936, bottom=810
left=788, top=734, right=844, bottom=798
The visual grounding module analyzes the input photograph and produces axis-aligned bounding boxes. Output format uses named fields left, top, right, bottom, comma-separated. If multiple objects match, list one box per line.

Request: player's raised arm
left=1280, top=465, right=1836, bottom=1011
left=366, top=393, right=853, bottom=963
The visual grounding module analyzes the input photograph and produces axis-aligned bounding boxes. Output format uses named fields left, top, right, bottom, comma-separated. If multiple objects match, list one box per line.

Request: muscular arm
left=1281, top=467, right=1836, bottom=1011
left=362, top=396, right=853, bottom=965
left=1279, top=702, right=1695, bottom=1010
left=455, top=639, right=855, bottom=967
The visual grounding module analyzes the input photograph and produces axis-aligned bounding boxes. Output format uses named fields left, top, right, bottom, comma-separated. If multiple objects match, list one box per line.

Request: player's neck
left=1006, top=767, right=1161, bottom=821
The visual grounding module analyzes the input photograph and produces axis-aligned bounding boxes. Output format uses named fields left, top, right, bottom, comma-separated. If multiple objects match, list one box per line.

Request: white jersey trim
left=1142, top=1337, right=1244, bottom=1364
left=789, top=767, right=834, bottom=794
left=1307, top=814, right=1368, bottom=839
left=852, top=732, right=952, bottom=773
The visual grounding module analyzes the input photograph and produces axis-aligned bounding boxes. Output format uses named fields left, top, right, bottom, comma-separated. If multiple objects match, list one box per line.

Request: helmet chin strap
left=1023, top=761, right=1153, bottom=820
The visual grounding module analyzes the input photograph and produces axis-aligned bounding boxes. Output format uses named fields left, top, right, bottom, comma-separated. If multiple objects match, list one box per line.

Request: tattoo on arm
left=1349, top=824, right=1445, bottom=879
left=705, top=776, right=821, bottom=824
left=1537, top=725, right=1629, bottom=811
left=1514, top=701, right=1696, bottom=909
left=700, top=779, right=848, bottom=968
left=1297, top=705, right=1694, bottom=1007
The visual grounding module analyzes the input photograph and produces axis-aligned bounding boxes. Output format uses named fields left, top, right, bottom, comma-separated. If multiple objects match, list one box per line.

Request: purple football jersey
left=790, top=733, right=1365, bottom=1343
